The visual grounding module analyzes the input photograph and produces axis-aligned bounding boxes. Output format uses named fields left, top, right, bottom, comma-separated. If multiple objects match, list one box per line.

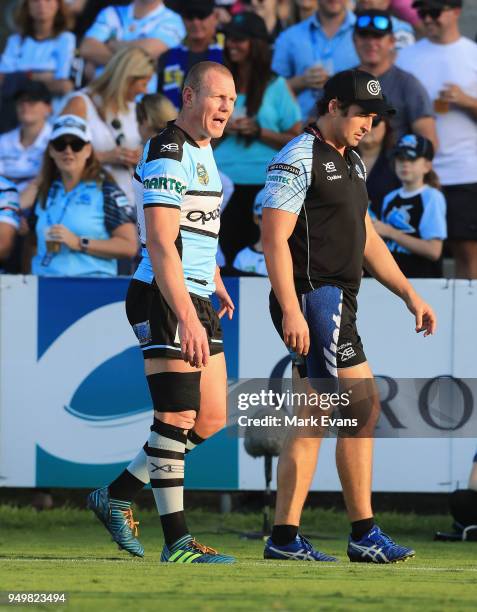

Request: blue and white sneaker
left=161, top=534, right=236, bottom=564
left=264, top=535, right=338, bottom=562
left=347, top=525, right=415, bottom=563
left=87, top=487, right=144, bottom=558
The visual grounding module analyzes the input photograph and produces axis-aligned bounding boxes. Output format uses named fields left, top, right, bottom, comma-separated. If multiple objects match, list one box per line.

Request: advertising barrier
left=0, top=275, right=475, bottom=492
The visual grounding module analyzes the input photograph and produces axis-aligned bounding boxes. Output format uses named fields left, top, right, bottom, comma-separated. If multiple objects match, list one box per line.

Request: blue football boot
left=264, top=534, right=337, bottom=562
left=347, top=525, right=415, bottom=563
left=161, top=535, right=235, bottom=564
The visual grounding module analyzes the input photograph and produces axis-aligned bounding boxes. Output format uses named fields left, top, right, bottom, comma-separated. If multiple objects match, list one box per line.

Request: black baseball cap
left=324, top=69, right=396, bottom=116
left=14, top=81, right=52, bottom=104
left=412, top=0, right=462, bottom=9
left=394, top=134, right=434, bottom=160
left=176, top=0, right=215, bottom=19
left=355, top=10, right=393, bottom=36
left=223, top=12, right=269, bottom=42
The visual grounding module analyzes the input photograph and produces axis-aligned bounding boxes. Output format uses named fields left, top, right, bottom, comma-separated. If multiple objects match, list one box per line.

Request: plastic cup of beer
left=45, top=227, right=61, bottom=253
left=434, top=97, right=449, bottom=114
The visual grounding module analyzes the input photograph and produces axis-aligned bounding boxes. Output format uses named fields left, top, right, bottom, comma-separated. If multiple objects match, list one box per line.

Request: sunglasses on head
left=356, top=15, right=391, bottom=31
left=51, top=137, right=87, bottom=152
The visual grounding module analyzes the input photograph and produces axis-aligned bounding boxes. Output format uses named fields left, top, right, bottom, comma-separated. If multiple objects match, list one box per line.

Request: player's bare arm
left=145, top=206, right=209, bottom=367
left=214, top=266, right=235, bottom=320
left=262, top=207, right=310, bottom=356
left=363, top=211, right=437, bottom=336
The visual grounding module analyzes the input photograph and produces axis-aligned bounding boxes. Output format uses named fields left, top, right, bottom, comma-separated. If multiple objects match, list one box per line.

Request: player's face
left=395, top=156, right=431, bottom=184
left=334, top=104, right=375, bottom=147
left=194, top=71, right=237, bottom=140
left=354, top=32, right=394, bottom=67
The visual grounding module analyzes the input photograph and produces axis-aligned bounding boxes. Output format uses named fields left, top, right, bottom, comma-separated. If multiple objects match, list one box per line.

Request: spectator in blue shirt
left=79, top=0, right=185, bottom=93
left=272, top=0, right=359, bottom=121
left=157, top=0, right=223, bottom=109
left=0, top=0, right=75, bottom=129
left=215, top=12, right=302, bottom=266
left=30, top=115, right=137, bottom=277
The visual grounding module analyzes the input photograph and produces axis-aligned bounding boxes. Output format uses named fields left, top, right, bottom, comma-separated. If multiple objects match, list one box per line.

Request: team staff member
left=88, top=62, right=238, bottom=564
left=262, top=69, right=436, bottom=563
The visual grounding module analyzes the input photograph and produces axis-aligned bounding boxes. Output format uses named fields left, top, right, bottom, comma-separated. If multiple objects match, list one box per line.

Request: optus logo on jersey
left=143, top=176, right=187, bottom=195
left=186, top=205, right=221, bottom=225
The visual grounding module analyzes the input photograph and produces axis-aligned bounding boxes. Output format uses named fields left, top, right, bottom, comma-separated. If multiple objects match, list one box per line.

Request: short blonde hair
left=136, top=94, right=177, bottom=132
left=89, top=47, right=155, bottom=114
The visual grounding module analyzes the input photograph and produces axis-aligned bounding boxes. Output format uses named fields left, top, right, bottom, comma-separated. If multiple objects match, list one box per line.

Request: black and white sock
left=145, top=420, right=189, bottom=547
left=185, top=430, right=205, bottom=454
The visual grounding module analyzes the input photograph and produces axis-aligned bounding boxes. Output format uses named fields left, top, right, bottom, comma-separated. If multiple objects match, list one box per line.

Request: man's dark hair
left=317, top=96, right=351, bottom=117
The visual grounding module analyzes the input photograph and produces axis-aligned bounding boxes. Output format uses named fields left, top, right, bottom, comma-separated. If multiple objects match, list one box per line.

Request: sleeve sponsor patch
left=267, top=163, right=300, bottom=176
left=143, top=175, right=187, bottom=195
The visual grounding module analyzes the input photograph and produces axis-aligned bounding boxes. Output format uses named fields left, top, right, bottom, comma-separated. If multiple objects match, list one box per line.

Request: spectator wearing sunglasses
left=29, top=115, right=137, bottom=277
left=157, top=0, right=224, bottom=110
left=354, top=10, right=437, bottom=148
left=272, top=0, right=359, bottom=121
left=355, top=0, right=415, bottom=49
left=397, top=0, right=477, bottom=279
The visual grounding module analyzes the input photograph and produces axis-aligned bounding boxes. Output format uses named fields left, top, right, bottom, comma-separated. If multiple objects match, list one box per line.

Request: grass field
left=1, top=506, right=476, bottom=611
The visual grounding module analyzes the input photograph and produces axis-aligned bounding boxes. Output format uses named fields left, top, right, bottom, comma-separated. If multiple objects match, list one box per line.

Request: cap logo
left=400, top=134, right=417, bottom=148
left=367, top=80, right=381, bottom=96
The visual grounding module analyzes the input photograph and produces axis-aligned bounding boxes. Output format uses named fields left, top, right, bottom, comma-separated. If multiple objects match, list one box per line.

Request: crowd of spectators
left=0, top=0, right=476, bottom=279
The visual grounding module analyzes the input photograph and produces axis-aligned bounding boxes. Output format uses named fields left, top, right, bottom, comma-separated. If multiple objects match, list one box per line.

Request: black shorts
left=270, top=285, right=366, bottom=378
left=443, top=183, right=477, bottom=240
left=126, top=279, right=224, bottom=360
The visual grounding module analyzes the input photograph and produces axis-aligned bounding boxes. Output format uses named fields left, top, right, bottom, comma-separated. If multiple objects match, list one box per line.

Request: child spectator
left=135, top=93, right=177, bottom=143
left=373, top=134, right=447, bottom=278
left=0, top=0, right=75, bottom=128
left=0, top=82, right=52, bottom=195
left=232, top=187, right=267, bottom=276
left=0, top=177, right=20, bottom=269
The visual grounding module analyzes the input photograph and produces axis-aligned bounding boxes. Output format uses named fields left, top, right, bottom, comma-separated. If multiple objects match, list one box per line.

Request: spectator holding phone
left=29, top=115, right=137, bottom=276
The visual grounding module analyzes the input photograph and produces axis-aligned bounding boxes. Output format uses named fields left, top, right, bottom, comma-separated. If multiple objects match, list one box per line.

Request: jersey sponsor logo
left=268, top=163, right=300, bottom=176
left=367, top=80, right=381, bottom=96
left=186, top=204, right=221, bottom=225
left=266, top=174, right=293, bottom=185
left=160, top=143, right=179, bottom=153
left=196, top=163, right=209, bottom=186
left=143, top=176, right=187, bottom=195
left=323, top=162, right=337, bottom=173
left=327, top=175, right=342, bottom=181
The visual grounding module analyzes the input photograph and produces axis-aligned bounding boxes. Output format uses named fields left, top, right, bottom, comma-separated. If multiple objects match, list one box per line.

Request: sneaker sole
left=348, top=552, right=415, bottom=563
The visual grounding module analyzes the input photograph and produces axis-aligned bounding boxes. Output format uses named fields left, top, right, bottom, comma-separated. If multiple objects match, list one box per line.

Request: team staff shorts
left=443, top=183, right=477, bottom=240
left=126, top=279, right=224, bottom=360
left=270, top=285, right=366, bottom=379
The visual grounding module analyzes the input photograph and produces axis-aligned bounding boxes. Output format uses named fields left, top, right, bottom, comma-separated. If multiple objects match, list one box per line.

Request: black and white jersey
left=262, top=125, right=369, bottom=297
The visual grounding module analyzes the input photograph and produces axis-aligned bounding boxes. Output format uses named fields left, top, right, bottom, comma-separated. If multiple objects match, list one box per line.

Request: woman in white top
left=0, top=0, right=75, bottom=115
left=61, top=47, right=154, bottom=206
